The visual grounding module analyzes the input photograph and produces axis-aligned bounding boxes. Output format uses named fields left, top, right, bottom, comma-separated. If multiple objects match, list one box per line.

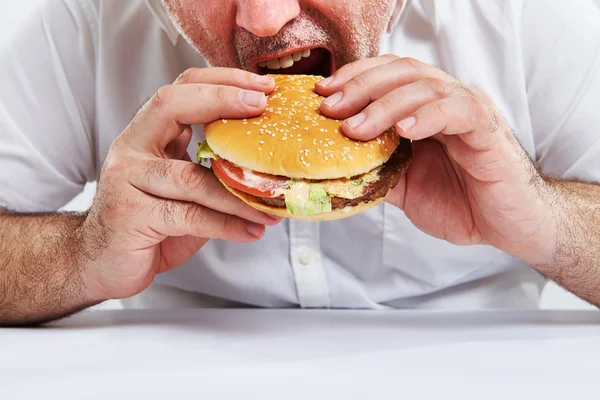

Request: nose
left=236, top=0, right=301, bottom=37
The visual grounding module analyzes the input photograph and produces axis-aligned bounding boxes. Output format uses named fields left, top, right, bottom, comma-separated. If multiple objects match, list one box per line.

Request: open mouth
left=255, top=47, right=335, bottom=77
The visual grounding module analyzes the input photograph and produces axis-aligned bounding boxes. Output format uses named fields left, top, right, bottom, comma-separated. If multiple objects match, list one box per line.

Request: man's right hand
left=79, top=68, right=279, bottom=302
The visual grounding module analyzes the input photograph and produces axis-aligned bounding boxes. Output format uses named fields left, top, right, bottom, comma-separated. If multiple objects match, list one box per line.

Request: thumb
left=385, top=173, right=407, bottom=210
left=158, top=235, right=209, bottom=273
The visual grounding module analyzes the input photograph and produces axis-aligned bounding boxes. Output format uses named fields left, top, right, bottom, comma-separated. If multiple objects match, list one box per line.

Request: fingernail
left=345, top=112, right=366, bottom=129
left=264, top=213, right=282, bottom=221
left=397, top=116, right=416, bottom=132
left=322, top=91, right=343, bottom=108
left=317, top=76, right=333, bottom=87
left=252, top=74, right=274, bottom=85
left=247, top=223, right=265, bottom=238
left=241, top=91, right=265, bottom=107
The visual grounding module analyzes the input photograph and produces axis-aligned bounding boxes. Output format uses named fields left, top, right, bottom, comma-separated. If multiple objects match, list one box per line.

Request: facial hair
left=162, top=1, right=397, bottom=70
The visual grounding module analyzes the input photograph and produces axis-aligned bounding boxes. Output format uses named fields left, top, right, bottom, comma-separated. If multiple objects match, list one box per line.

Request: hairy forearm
left=535, top=179, right=600, bottom=307
left=0, top=209, right=101, bottom=326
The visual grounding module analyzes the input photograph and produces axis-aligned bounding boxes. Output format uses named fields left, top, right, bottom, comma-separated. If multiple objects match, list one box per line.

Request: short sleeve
left=0, top=0, right=96, bottom=212
left=520, top=0, right=600, bottom=182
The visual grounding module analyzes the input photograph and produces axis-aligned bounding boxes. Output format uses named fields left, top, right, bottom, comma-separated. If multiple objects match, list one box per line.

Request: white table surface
left=1, top=309, right=599, bottom=399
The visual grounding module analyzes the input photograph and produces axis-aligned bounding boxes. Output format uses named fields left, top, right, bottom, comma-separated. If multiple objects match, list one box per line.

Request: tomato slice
left=211, top=158, right=289, bottom=198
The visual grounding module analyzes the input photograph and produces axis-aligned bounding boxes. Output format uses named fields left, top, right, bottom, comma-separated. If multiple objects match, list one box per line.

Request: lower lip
left=258, top=48, right=334, bottom=77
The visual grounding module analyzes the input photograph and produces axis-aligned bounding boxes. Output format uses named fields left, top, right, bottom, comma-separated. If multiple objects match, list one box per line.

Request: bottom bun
left=218, top=178, right=388, bottom=221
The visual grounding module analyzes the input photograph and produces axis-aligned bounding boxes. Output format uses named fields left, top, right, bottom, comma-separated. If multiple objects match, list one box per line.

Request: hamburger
left=197, top=74, right=412, bottom=221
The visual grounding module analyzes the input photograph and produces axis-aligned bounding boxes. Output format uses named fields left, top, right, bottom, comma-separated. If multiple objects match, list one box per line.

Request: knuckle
left=151, top=85, right=173, bottom=110
left=175, top=68, right=196, bottom=84
left=466, top=95, right=486, bottom=120
left=399, top=57, right=422, bottom=68
left=217, top=213, right=237, bottom=239
left=178, top=163, right=208, bottom=191
left=346, top=74, right=368, bottom=91
left=422, top=77, right=450, bottom=97
left=430, top=99, right=448, bottom=119
left=144, top=159, right=172, bottom=183
left=382, top=53, right=400, bottom=62
left=374, top=96, right=395, bottom=114
left=453, top=82, right=475, bottom=97
left=216, top=86, right=227, bottom=102
left=159, top=201, right=179, bottom=227
left=184, top=203, right=208, bottom=229
left=100, top=153, right=126, bottom=186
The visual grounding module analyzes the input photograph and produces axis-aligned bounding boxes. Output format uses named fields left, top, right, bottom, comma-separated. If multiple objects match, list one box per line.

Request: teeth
left=259, top=49, right=313, bottom=70
left=266, top=58, right=281, bottom=69
left=279, top=55, right=294, bottom=69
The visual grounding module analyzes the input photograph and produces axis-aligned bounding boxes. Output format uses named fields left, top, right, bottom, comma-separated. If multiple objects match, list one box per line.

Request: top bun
left=205, top=74, right=400, bottom=180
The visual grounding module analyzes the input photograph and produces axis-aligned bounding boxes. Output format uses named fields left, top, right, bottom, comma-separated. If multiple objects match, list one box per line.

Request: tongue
left=262, top=48, right=331, bottom=76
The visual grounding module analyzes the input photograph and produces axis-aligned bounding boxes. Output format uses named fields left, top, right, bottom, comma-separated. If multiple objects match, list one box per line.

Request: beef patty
left=257, top=138, right=412, bottom=210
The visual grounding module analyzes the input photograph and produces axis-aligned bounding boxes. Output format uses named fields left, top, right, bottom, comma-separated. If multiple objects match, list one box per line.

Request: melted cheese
left=317, top=167, right=382, bottom=199
left=240, top=163, right=381, bottom=201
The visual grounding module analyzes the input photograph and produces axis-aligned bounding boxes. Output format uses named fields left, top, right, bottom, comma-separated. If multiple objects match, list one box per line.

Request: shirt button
left=299, top=249, right=313, bottom=265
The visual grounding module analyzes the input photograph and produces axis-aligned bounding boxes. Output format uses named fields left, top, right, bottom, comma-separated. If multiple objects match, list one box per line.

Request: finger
left=164, top=126, right=193, bottom=160
left=320, top=58, right=450, bottom=120
left=131, top=157, right=280, bottom=226
left=384, top=173, right=407, bottom=210
left=340, top=78, right=453, bottom=141
left=146, top=198, right=266, bottom=243
left=174, top=67, right=275, bottom=93
left=123, top=84, right=268, bottom=153
left=396, top=95, right=500, bottom=150
left=314, top=54, right=400, bottom=96
left=157, top=235, right=210, bottom=273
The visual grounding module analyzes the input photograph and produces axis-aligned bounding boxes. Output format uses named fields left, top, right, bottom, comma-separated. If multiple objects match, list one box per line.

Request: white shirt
left=1, top=0, right=600, bottom=310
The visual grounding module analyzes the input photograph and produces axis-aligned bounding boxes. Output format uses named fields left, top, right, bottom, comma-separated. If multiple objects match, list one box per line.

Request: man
left=1, top=0, right=599, bottom=326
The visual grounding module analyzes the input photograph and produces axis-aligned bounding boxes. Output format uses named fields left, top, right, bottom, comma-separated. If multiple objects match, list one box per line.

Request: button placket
left=289, top=220, right=330, bottom=308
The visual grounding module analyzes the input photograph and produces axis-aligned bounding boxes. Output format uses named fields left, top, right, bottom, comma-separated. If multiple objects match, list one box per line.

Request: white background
left=1, top=0, right=598, bottom=310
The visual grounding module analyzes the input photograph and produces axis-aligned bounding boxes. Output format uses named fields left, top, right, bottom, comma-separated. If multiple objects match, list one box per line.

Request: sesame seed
left=259, top=140, right=265, bottom=145
left=262, top=125, right=267, bottom=129
left=222, top=119, right=228, bottom=124
left=269, top=151, right=273, bottom=157
left=246, top=131, right=252, bottom=135
left=258, top=147, right=263, bottom=151
left=324, top=156, right=329, bottom=161
left=297, top=138, right=303, bottom=142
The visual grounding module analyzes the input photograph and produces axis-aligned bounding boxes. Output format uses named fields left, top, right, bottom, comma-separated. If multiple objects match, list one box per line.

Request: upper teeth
left=258, top=49, right=311, bottom=70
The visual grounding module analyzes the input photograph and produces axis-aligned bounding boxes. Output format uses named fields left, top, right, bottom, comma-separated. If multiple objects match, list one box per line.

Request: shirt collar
left=145, top=0, right=180, bottom=46
left=387, top=0, right=408, bottom=33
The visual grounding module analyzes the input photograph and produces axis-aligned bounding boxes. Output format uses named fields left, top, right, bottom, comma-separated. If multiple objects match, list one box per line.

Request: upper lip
left=247, top=45, right=332, bottom=74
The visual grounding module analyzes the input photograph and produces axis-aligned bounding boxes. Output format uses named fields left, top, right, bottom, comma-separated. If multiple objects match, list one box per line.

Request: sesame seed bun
left=205, top=74, right=400, bottom=180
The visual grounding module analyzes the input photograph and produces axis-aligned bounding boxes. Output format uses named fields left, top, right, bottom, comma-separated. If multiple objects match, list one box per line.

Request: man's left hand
left=316, top=55, right=558, bottom=267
